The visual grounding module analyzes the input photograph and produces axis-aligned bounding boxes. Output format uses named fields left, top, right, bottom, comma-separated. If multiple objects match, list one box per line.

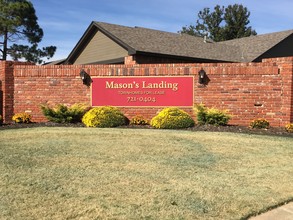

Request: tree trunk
left=2, top=29, right=8, bottom=60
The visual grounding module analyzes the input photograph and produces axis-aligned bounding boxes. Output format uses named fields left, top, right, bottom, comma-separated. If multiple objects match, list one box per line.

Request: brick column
left=275, top=57, right=293, bottom=125
left=0, top=61, right=15, bottom=123
left=124, top=55, right=137, bottom=65
left=0, top=61, right=32, bottom=123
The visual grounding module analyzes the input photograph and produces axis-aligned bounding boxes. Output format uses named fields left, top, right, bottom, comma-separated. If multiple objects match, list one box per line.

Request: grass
left=0, top=127, right=292, bottom=219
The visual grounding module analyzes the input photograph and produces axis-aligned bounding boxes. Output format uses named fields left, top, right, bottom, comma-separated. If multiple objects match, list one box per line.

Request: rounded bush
left=82, top=106, right=129, bottom=128
left=285, top=123, right=293, bottom=133
left=12, top=112, right=32, bottom=123
left=130, top=115, right=149, bottom=125
left=150, top=107, right=195, bottom=129
left=250, top=118, right=270, bottom=129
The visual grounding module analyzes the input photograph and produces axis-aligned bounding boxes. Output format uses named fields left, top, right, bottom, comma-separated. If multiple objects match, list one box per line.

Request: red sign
left=91, top=76, right=194, bottom=107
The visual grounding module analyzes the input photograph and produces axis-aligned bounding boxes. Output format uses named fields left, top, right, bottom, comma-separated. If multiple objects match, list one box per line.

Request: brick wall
left=194, top=62, right=286, bottom=126
left=0, top=61, right=31, bottom=122
left=1, top=57, right=292, bottom=126
left=13, top=65, right=90, bottom=122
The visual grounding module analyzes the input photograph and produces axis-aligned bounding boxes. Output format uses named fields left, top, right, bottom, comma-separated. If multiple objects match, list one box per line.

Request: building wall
left=1, top=57, right=293, bottom=126
left=74, top=31, right=128, bottom=64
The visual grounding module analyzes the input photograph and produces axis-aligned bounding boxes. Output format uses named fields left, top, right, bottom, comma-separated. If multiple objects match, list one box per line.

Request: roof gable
left=74, top=30, right=128, bottom=64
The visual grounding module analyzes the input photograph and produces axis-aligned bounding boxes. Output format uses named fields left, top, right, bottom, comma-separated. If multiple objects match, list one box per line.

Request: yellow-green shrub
left=150, top=107, right=195, bottom=129
left=12, top=112, right=32, bottom=123
left=41, top=103, right=89, bottom=123
left=285, top=123, right=293, bottom=133
left=250, top=118, right=270, bottom=129
left=194, top=104, right=207, bottom=125
left=194, top=104, right=232, bottom=126
left=130, top=115, right=149, bottom=125
left=82, top=106, right=129, bottom=128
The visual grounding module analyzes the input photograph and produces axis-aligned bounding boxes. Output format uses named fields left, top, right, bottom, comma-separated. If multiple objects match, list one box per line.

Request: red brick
left=1, top=58, right=292, bottom=126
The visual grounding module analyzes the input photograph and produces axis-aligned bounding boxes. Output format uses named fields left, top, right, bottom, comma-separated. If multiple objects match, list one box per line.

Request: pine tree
left=0, top=0, right=56, bottom=63
left=180, top=4, right=257, bottom=42
left=223, top=4, right=257, bottom=40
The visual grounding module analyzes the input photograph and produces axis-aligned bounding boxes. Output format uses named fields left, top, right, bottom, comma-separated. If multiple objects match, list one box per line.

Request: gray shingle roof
left=94, top=21, right=242, bottom=62
left=219, top=29, right=293, bottom=62
left=66, top=21, right=293, bottom=64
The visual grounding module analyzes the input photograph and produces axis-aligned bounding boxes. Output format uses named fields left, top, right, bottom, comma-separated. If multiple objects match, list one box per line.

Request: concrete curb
left=249, top=202, right=293, bottom=220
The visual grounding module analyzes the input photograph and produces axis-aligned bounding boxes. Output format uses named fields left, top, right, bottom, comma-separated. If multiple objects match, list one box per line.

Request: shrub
left=194, top=104, right=232, bottom=126
left=205, top=108, right=232, bottom=126
left=250, top=118, right=270, bottom=129
left=0, top=115, right=2, bottom=125
left=41, top=103, right=89, bottom=123
left=150, top=107, right=195, bottom=129
left=285, top=123, right=293, bottom=133
left=130, top=115, right=149, bottom=125
left=82, top=106, right=129, bottom=128
left=12, top=112, right=32, bottom=123
left=194, top=104, right=207, bottom=125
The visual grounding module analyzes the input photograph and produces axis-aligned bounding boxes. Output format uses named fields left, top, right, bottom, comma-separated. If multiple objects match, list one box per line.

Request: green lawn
left=0, top=128, right=292, bottom=219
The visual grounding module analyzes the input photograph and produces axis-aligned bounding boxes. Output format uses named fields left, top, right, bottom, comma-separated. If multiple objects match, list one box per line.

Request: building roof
left=44, top=58, right=67, bottom=65
left=65, top=21, right=293, bottom=64
left=93, top=21, right=242, bottom=62
left=219, top=29, right=293, bottom=62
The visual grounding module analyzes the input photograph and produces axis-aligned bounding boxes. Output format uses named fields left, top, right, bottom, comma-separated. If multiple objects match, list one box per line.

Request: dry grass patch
left=0, top=128, right=292, bottom=219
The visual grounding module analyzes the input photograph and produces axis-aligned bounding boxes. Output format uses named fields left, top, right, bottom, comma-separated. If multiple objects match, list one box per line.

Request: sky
left=31, top=0, right=293, bottom=62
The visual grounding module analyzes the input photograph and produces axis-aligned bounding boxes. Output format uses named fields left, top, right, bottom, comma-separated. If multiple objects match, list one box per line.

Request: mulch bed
left=1, top=122, right=292, bottom=137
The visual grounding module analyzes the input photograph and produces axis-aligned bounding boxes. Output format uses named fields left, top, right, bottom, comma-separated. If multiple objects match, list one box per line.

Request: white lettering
left=142, top=81, right=178, bottom=91
left=106, top=81, right=133, bottom=89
